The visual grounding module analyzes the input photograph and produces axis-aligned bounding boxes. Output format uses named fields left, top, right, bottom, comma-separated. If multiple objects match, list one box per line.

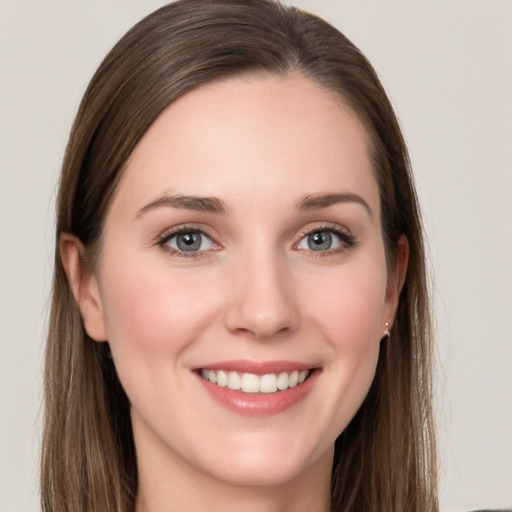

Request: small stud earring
left=383, top=322, right=390, bottom=338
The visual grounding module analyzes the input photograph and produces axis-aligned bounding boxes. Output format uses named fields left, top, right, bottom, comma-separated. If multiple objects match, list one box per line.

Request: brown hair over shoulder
left=42, top=1, right=437, bottom=511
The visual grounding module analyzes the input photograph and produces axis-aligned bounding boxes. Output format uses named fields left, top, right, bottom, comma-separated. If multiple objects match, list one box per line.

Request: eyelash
left=156, top=224, right=218, bottom=259
left=295, top=223, right=357, bottom=258
left=156, top=223, right=357, bottom=259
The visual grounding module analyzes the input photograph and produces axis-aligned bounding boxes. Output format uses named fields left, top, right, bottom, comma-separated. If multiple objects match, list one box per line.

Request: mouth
left=194, top=361, right=320, bottom=416
left=198, top=368, right=311, bottom=394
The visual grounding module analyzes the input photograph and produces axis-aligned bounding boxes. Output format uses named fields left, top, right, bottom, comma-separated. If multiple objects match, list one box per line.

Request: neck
left=134, top=424, right=332, bottom=512
left=137, top=476, right=331, bottom=512
left=137, top=468, right=331, bottom=512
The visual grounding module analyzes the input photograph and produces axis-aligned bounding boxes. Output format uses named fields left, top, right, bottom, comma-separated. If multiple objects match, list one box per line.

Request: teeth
left=289, top=370, right=299, bottom=388
left=216, top=370, right=228, bottom=387
left=241, top=373, right=259, bottom=393
left=260, top=373, right=277, bottom=393
left=200, top=369, right=311, bottom=393
left=277, top=372, right=289, bottom=390
left=227, top=371, right=241, bottom=390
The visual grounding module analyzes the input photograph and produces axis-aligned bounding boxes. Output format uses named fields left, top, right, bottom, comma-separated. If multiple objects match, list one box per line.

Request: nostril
left=223, top=269, right=300, bottom=338
left=231, top=324, right=292, bottom=340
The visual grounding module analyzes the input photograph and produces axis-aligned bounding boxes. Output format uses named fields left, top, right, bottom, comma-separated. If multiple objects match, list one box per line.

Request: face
left=78, top=74, right=402, bottom=490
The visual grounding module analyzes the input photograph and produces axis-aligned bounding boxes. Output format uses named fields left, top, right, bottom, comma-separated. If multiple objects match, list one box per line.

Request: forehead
left=113, top=72, right=378, bottom=215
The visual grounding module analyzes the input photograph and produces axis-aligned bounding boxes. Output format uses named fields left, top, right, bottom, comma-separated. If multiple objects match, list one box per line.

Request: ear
left=384, top=234, right=409, bottom=328
left=59, top=233, right=108, bottom=342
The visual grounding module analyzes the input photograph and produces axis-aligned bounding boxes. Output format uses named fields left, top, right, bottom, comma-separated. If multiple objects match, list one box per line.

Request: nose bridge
left=225, top=243, right=298, bottom=339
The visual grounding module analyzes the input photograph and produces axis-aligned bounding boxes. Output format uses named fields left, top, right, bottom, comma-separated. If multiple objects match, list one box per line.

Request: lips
left=194, top=360, right=319, bottom=416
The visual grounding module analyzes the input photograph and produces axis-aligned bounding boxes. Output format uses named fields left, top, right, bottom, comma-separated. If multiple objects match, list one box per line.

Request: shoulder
left=469, top=509, right=512, bottom=512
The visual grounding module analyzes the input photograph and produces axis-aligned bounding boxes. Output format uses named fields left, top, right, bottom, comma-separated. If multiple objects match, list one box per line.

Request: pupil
left=308, top=231, right=331, bottom=251
left=177, top=232, right=201, bottom=251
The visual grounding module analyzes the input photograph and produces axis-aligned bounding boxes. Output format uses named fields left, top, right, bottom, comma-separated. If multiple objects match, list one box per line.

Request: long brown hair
left=42, top=1, right=437, bottom=511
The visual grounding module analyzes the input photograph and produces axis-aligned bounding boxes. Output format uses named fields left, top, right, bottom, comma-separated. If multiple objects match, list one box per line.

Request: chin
left=195, top=434, right=331, bottom=489
left=206, top=458, right=308, bottom=488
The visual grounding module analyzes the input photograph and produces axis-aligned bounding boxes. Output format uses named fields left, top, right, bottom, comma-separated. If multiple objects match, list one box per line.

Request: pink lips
left=194, top=360, right=320, bottom=417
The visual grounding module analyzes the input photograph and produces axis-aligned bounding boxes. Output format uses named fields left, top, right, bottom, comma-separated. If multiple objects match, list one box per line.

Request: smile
left=200, top=369, right=310, bottom=394
left=194, top=360, right=320, bottom=416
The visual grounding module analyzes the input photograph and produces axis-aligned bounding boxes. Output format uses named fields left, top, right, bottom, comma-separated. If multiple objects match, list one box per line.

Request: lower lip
left=196, top=369, right=320, bottom=416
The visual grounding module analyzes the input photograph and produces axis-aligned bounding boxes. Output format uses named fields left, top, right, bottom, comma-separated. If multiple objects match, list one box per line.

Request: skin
left=62, top=73, right=408, bottom=512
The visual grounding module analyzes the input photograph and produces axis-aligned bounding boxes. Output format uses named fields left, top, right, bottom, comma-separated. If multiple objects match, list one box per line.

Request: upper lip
left=193, top=359, right=316, bottom=375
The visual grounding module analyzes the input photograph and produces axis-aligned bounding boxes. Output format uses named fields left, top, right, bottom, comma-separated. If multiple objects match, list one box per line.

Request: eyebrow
left=135, top=191, right=372, bottom=219
left=136, top=194, right=228, bottom=218
left=296, top=192, right=373, bottom=217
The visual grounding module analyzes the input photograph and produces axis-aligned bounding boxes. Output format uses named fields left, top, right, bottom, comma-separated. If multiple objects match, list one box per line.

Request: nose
left=223, top=250, right=299, bottom=340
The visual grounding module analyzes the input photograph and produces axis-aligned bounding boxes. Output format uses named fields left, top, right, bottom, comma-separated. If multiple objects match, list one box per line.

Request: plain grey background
left=1, top=1, right=511, bottom=510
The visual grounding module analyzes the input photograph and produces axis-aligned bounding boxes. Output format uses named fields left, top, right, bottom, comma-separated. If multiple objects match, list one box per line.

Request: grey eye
left=297, top=230, right=342, bottom=251
left=166, top=231, right=214, bottom=252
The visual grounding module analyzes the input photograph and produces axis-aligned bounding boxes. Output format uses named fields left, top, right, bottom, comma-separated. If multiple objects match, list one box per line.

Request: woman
left=41, top=0, right=437, bottom=511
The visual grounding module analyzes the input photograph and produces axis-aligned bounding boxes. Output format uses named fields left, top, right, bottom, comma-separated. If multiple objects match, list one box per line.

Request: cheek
left=298, top=259, right=387, bottom=426
left=303, top=261, right=388, bottom=350
left=97, top=255, right=225, bottom=427
left=99, top=255, right=219, bottom=359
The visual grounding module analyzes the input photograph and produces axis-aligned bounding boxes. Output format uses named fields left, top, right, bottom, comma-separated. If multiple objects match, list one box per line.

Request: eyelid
left=156, top=224, right=221, bottom=258
left=293, top=222, right=357, bottom=253
left=153, top=221, right=356, bottom=259
left=155, top=223, right=214, bottom=243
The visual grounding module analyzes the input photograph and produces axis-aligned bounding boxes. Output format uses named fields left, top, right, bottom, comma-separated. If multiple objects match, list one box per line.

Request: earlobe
left=59, top=233, right=108, bottom=342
